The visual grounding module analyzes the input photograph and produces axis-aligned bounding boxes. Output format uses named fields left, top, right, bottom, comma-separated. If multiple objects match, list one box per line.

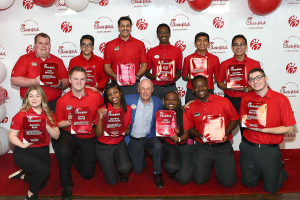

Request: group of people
left=7, top=15, right=296, bottom=200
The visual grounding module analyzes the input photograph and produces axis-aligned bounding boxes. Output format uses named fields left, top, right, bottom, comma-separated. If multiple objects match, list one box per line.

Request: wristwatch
left=58, top=80, right=63, bottom=88
left=175, top=136, right=181, bottom=143
left=244, top=87, right=248, bottom=93
left=135, top=74, right=139, bottom=80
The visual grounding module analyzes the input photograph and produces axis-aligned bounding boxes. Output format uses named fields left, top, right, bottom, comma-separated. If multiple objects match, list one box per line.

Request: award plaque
left=190, top=56, right=208, bottom=78
left=40, top=62, right=60, bottom=86
left=117, top=63, right=136, bottom=86
left=102, top=108, right=125, bottom=136
left=156, top=59, right=175, bottom=81
left=83, top=66, right=96, bottom=87
left=226, top=64, right=247, bottom=89
left=23, top=114, right=47, bottom=144
left=71, top=107, right=92, bottom=134
left=156, top=110, right=177, bottom=137
left=203, top=115, right=225, bottom=142
left=241, top=100, right=267, bottom=128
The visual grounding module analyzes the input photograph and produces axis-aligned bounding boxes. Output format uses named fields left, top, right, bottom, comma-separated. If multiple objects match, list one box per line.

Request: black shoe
left=9, top=169, right=25, bottom=180
left=168, top=174, right=176, bottom=180
left=61, top=186, right=72, bottom=200
left=153, top=174, right=164, bottom=189
left=25, top=194, right=38, bottom=200
left=120, top=175, right=129, bottom=183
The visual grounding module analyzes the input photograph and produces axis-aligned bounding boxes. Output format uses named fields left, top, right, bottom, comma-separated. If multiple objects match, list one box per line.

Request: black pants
left=185, top=88, right=214, bottom=103
left=192, top=141, right=236, bottom=187
left=56, top=130, right=97, bottom=186
left=153, top=84, right=177, bottom=100
left=164, top=142, right=193, bottom=185
left=95, top=140, right=131, bottom=185
left=128, top=137, right=164, bottom=174
left=239, top=141, right=288, bottom=193
left=119, top=81, right=140, bottom=95
left=13, top=146, right=50, bottom=196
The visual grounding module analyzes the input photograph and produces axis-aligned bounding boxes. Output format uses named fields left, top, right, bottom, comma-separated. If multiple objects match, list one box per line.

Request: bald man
left=124, top=79, right=164, bottom=188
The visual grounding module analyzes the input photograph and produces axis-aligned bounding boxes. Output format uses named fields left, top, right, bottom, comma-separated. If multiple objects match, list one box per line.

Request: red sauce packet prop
left=71, top=107, right=92, bottom=134
left=40, top=62, right=60, bottom=86
left=23, top=114, right=47, bottom=144
left=226, top=64, right=247, bottom=89
left=83, top=66, right=96, bottom=87
left=102, top=109, right=125, bottom=136
left=203, top=115, right=225, bottom=142
left=156, top=110, right=177, bottom=137
left=117, top=63, right=136, bottom=86
left=241, top=100, right=267, bottom=128
left=156, top=59, right=175, bottom=81
left=190, top=56, right=208, bottom=78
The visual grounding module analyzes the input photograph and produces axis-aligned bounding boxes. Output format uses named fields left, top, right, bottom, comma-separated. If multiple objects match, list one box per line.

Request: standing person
left=104, top=16, right=148, bottom=95
left=239, top=68, right=296, bottom=193
left=184, top=75, right=239, bottom=187
left=163, top=91, right=193, bottom=185
left=95, top=82, right=132, bottom=185
left=68, top=35, right=109, bottom=93
left=55, top=67, right=104, bottom=200
left=8, top=85, right=60, bottom=200
left=145, top=23, right=182, bottom=99
left=11, top=33, right=69, bottom=112
left=125, top=79, right=165, bottom=188
left=182, top=32, right=220, bottom=103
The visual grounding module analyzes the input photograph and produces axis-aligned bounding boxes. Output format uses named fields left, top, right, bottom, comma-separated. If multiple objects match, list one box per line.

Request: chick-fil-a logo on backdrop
left=132, top=0, right=152, bottom=7
left=141, top=39, right=151, bottom=53
left=0, top=117, right=8, bottom=124
left=283, top=36, right=300, bottom=52
left=0, top=45, right=6, bottom=60
left=208, top=37, right=228, bottom=54
left=286, top=63, right=297, bottom=74
left=170, top=14, right=190, bottom=31
left=136, top=19, right=148, bottom=30
left=26, top=45, right=34, bottom=54
left=212, top=0, right=229, bottom=6
left=289, top=15, right=299, bottom=27
left=99, top=0, right=109, bottom=6
left=94, top=17, right=114, bottom=33
left=20, top=20, right=40, bottom=36
left=23, top=0, right=34, bottom=10
left=280, top=82, right=299, bottom=98
left=55, top=0, right=67, bottom=10
left=175, top=40, right=186, bottom=52
left=286, top=0, right=300, bottom=5
left=213, top=17, right=224, bottom=29
left=246, top=14, right=267, bottom=29
left=177, top=87, right=186, bottom=98
left=99, top=42, right=106, bottom=54
left=175, top=0, right=185, bottom=4
left=58, top=42, right=78, bottom=58
left=61, top=21, right=72, bottom=33
left=250, top=39, right=262, bottom=50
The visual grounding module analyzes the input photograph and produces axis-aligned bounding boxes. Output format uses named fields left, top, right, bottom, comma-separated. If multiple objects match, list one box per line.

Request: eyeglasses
left=232, top=43, right=247, bottom=47
left=158, top=31, right=170, bottom=35
left=248, top=75, right=265, bottom=83
left=81, top=43, right=93, bottom=48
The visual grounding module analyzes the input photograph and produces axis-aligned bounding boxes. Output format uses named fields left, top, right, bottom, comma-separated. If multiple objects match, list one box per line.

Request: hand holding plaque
left=117, top=63, right=136, bottom=86
left=83, top=66, right=96, bottom=87
left=40, top=62, right=60, bottom=86
left=190, top=56, right=208, bottom=79
left=156, top=59, right=175, bottom=81
left=156, top=110, right=177, bottom=137
left=23, top=114, right=47, bottom=144
left=71, top=107, right=92, bottom=134
left=203, top=115, right=225, bottom=143
left=226, top=64, right=247, bottom=89
left=241, top=100, right=267, bottom=128
left=102, top=108, right=125, bottom=136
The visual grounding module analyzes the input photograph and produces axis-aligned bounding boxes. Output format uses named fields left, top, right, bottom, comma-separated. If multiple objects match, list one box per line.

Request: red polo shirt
left=55, top=88, right=104, bottom=139
left=104, top=35, right=148, bottom=79
left=216, top=55, right=261, bottom=97
left=182, top=50, right=220, bottom=90
left=147, top=43, right=182, bottom=85
left=68, top=52, right=109, bottom=91
left=95, top=104, right=132, bottom=145
left=240, top=87, right=296, bottom=144
left=10, top=107, right=58, bottom=148
left=183, top=95, right=239, bottom=143
left=11, top=52, right=68, bottom=102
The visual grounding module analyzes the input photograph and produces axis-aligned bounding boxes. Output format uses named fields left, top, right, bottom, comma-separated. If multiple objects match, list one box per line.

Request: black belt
left=157, top=83, right=175, bottom=88
left=175, top=142, right=188, bottom=147
left=204, top=141, right=229, bottom=147
left=130, top=136, right=145, bottom=141
left=243, top=138, right=278, bottom=148
left=97, top=141, right=118, bottom=146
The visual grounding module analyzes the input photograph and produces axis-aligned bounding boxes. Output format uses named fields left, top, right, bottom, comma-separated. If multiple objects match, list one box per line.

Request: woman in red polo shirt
left=95, top=82, right=132, bottom=185
left=163, top=91, right=193, bottom=185
left=8, top=85, right=60, bottom=200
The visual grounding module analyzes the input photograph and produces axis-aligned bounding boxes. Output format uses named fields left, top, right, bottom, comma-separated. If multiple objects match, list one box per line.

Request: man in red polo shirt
left=145, top=23, right=182, bottom=99
left=182, top=32, right=220, bottom=103
left=68, top=35, right=109, bottom=93
left=104, top=16, right=148, bottom=95
left=239, top=68, right=296, bottom=193
left=184, top=75, right=239, bottom=187
left=11, top=33, right=69, bottom=111
left=55, top=67, right=104, bottom=200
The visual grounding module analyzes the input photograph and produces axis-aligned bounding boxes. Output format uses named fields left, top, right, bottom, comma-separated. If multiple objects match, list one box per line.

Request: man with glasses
left=104, top=16, right=148, bottom=95
left=239, top=68, right=295, bottom=193
left=68, top=35, right=109, bottom=93
left=145, top=23, right=182, bottom=99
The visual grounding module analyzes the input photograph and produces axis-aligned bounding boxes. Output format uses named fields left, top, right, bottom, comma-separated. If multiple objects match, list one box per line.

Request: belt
left=97, top=141, right=118, bottom=146
left=242, top=138, right=278, bottom=148
left=157, top=83, right=175, bottom=88
left=205, top=141, right=229, bottom=147
left=130, top=136, right=145, bottom=141
left=175, top=142, right=188, bottom=147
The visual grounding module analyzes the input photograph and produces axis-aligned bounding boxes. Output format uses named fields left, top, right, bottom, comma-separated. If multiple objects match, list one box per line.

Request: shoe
left=168, top=174, right=176, bottom=180
left=120, top=175, right=129, bottom=183
left=153, top=174, right=164, bottom=189
left=61, top=186, right=72, bottom=200
left=25, top=194, right=38, bottom=200
left=9, top=169, right=25, bottom=179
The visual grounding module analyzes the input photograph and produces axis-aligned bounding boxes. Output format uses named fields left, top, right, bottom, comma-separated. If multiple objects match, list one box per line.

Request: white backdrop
left=0, top=0, right=299, bottom=151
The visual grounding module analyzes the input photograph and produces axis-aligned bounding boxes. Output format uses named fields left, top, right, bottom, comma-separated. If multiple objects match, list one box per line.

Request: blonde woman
left=8, top=85, right=60, bottom=200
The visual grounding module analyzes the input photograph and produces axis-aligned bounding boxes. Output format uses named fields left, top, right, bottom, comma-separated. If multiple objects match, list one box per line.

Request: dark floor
left=1, top=193, right=300, bottom=200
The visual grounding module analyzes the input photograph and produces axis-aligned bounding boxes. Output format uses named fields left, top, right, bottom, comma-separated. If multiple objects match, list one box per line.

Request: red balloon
left=248, top=0, right=281, bottom=16
left=188, top=0, right=212, bottom=12
left=36, top=0, right=56, bottom=7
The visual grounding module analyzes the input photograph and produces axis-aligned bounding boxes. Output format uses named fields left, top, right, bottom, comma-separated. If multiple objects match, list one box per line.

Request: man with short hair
left=55, top=66, right=104, bottom=200
left=104, top=16, right=148, bottom=95
left=239, top=68, right=295, bottom=193
left=125, top=79, right=165, bottom=188
left=182, top=32, right=220, bottom=103
left=11, top=32, right=69, bottom=111
left=145, top=23, right=182, bottom=99
left=68, top=35, right=109, bottom=92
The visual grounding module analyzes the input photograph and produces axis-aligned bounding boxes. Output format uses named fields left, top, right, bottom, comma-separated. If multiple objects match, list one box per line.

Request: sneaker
left=168, top=174, right=176, bottom=180
left=25, top=194, right=38, bottom=200
left=61, top=186, right=72, bottom=200
left=9, top=169, right=25, bottom=180
left=120, top=175, right=129, bottom=183
left=153, top=174, right=164, bottom=189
